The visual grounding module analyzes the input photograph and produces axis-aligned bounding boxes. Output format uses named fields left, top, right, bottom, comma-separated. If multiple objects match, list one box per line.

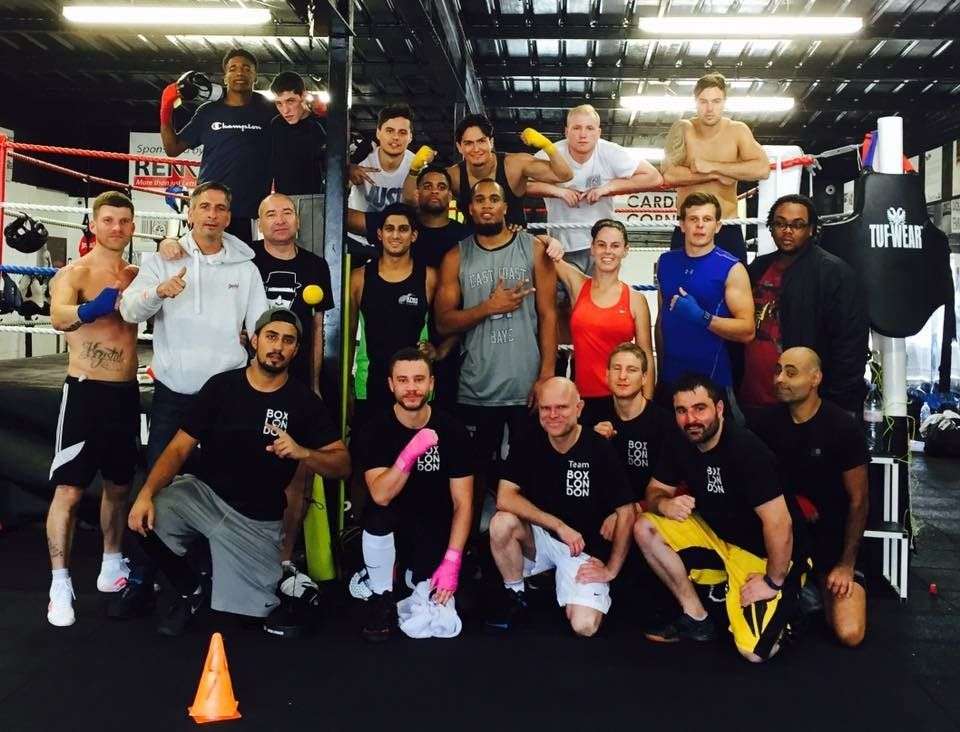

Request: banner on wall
left=924, top=146, right=942, bottom=203
left=613, top=191, right=677, bottom=223
left=127, top=132, right=202, bottom=237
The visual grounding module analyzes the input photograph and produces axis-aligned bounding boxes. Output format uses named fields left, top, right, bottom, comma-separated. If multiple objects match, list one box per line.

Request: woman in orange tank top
left=551, top=219, right=655, bottom=419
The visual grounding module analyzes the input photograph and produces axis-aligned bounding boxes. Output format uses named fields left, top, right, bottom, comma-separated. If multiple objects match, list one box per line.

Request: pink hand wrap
left=393, top=428, right=438, bottom=473
left=430, top=548, right=462, bottom=593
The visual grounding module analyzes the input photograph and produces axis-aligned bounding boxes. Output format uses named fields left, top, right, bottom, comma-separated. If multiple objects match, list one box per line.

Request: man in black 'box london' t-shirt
left=487, top=377, right=634, bottom=637
left=634, top=373, right=805, bottom=663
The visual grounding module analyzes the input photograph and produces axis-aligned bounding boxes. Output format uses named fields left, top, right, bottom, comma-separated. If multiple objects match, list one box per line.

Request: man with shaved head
left=753, top=346, right=869, bottom=647
left=486, top=377, right=635, bottom=636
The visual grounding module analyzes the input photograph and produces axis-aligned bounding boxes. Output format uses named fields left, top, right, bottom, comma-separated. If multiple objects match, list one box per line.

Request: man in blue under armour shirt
left=655, top=192, right=754, bottom=415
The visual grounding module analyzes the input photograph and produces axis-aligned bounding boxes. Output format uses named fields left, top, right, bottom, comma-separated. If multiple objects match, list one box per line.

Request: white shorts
left=523, top=525, right=612, bottom=614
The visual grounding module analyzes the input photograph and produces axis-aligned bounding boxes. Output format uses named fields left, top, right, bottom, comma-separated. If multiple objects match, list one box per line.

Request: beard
left=684, top=416, right=720, bottom=445
left=419, top=199, right=448, bottom=215
left=395, top=393, right=429, bottom=412
left=258, top=354, right=288, bottom=374
left=474, top=221, right=505, bottom=236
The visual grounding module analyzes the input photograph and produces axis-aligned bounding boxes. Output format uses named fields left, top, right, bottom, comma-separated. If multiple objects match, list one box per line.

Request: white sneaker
left=48, top=579, right=76, bottom=627
left=348, top=569, right=373, bottom=601
left=96, top=557, right=130, bottom=593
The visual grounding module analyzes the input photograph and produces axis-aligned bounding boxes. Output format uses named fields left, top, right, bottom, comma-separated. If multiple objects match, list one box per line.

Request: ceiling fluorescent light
left=638, top=16, right=862, bottom=37
left=63, top=5, right=271, bottom=25
left=620, top=96, right=795, bottom=113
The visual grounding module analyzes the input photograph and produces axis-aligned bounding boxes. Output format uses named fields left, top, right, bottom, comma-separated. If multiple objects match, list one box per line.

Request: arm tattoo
left=63, top=320, right=83, bottom=332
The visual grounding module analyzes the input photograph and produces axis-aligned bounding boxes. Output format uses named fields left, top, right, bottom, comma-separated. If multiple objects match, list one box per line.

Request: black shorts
left=807, top=514, right=864, bottom=585
left=670, top=224, right=747, bottom=264
left=49, top=376, right=141, bottom=488
left=362, top=500, right=448, bottom=584
left=455, top=403, right=533, bottom=473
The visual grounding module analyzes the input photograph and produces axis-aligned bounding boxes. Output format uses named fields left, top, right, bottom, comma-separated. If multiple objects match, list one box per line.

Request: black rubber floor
left=2, top=454, right=959, bottom=731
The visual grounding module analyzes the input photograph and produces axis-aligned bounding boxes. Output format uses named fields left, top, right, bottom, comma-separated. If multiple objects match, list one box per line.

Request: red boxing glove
left=160, top=82, right=181, bottom=126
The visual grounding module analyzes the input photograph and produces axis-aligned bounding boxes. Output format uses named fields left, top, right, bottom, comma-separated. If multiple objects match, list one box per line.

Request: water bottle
left=863, top=386, right=883, bottom=454
left=919, top=401, right=931, bottom=433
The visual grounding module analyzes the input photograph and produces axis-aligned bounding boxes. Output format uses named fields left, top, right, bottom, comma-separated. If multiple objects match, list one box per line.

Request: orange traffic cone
left=188, top=633, right=242, bottom=724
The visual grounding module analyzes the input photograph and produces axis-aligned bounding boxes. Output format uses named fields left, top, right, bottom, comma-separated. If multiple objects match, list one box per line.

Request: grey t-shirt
left=457, top=231, right=540, bottom=406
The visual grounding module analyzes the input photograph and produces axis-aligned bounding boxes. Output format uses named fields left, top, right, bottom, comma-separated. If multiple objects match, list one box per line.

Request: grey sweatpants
left=152, top=476, right=283, bottom=618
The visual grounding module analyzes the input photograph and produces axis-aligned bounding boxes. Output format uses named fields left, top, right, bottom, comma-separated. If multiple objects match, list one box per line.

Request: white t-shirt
left=535, top=139, right=641, bottom=252
left=348, top=147, right=414, bottom=246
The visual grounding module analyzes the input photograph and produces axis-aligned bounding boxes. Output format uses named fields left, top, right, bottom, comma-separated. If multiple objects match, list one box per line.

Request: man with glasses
left=740, top=194, right=869, bottom=418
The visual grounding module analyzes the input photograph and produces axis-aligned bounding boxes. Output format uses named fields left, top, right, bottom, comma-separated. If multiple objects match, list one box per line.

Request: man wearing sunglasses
left=740, top=194, right=869, bottom=419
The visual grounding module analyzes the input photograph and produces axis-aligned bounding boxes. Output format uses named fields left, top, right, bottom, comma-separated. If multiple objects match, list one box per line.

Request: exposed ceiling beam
left=3, top=16, right=959, bottom=43
left=482, top=91, right=960, bottom=112
left=473, top=61, right=960, bottom=85
left=460, top=19, right=960, bottom=41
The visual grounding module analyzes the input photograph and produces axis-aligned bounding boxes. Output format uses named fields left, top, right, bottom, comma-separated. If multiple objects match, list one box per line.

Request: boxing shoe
left=96, top=556, right=130, bottom=593
left=263, top=563, right=323, bottom=639
left=361, top=590, right=397, bottom=643
left=106, top=577, right=156, bottom=620
left=48, top=578, right=76, bottom=627
left=484, top=586, right=530, bottom=633
left=644, top=612, right=717, bottom=643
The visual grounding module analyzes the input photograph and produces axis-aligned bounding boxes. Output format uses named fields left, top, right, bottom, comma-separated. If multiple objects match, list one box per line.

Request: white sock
left=362, top=531, right=396, bottom=594
left=101, top=552, right=122, bottom=567
left=504, top=579, right=524, bottom=594
left=51, top=568, right=70, bottom=583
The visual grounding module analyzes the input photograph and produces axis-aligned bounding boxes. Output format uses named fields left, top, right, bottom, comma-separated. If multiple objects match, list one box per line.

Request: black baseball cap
left=254, top=307, right=302, bottom=339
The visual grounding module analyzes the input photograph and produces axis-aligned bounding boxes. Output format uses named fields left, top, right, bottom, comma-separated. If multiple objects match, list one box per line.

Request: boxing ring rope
left=0, top=201, right=186, bottom=220
left=7, top=150, right=190, bottom=201
left=4, top=141, right=201, bottom=167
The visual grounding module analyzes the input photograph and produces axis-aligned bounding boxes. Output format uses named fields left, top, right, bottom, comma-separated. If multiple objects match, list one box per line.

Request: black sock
left=139, top=532, right=200, bottom=597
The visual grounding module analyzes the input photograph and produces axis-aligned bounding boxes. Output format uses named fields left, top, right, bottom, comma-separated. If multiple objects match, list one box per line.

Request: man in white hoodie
left=109, top=181, right=267, bottom=618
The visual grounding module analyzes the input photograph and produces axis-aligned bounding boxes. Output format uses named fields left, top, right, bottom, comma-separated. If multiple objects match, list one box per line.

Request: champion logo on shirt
left=210, top=122, right=264, bottom=132
left=398, top=293, right=420, bottom=306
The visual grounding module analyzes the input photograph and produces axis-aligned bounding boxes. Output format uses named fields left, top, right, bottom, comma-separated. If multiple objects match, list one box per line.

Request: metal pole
left=322, top=0, right=354, bottom=536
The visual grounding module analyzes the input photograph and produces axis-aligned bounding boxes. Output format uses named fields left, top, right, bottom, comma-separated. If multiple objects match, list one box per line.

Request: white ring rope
left=525, top=217, right=764, bottom=230
left=0, top=201, right=186, bottom=221
left=0, top=323, right=153, bottom=340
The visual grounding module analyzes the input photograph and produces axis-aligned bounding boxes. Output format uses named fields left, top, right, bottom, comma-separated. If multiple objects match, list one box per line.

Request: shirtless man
left=402, top=113, right=573, bottom=226
left=662, top=73, right=770, bottom=263
left=46, top=191, right=141, bottom=627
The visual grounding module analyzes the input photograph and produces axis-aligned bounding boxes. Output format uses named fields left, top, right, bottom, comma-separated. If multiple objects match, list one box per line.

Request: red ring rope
left=8, top=151, right=189, bottom=200
left=5, top=141, right=201, bottom=167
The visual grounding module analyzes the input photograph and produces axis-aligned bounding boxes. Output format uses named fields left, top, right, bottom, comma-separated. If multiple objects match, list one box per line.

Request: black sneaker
left=484, top=587, right=530, bottom=633
left=644, top=613, right=717, bottom=643
left=157, top=588, right=205, bottom=637
left=106, top=578, right=156, bottom=620
left=361, top=591, right=397, bottom=643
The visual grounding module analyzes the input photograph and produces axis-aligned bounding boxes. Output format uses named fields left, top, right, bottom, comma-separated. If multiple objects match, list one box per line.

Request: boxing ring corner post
left=322, top=0, right=354, bottom=541
left=874, top=117, right=909, bottom=426
left=0, top=134, right=7, bottom=264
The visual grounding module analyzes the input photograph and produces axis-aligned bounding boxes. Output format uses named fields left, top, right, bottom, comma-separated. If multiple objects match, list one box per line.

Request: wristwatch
left=763, top=574, right=783, bottom=592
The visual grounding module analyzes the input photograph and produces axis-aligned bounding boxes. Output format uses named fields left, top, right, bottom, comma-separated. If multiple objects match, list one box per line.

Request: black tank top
left=357, top=261, right=429, bottom=408
left=457, top=151, right=527, bottom=227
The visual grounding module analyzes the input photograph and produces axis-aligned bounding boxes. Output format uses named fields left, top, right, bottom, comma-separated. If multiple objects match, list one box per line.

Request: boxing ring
left=0, top=131, right=925, bottom=599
